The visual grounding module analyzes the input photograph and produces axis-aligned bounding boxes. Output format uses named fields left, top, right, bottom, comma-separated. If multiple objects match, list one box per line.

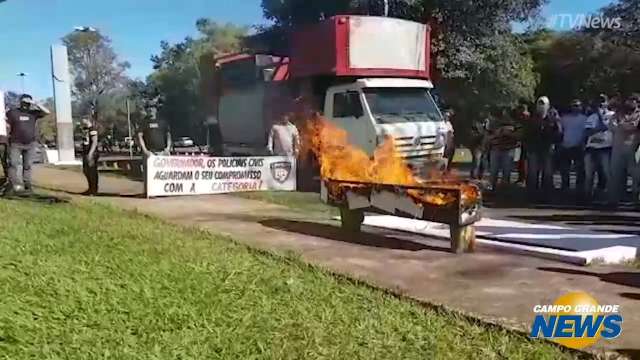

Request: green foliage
left=37, top=98, right=57, bottom=144
left=522, top=1, right=640, bottom=109
left=3, top=91, right=20, bottom=108
left=62, top=30, right=130, bottom=131
left=148, top=19, right=248, bottom=142
left=599, top=0, right=639, bottom=50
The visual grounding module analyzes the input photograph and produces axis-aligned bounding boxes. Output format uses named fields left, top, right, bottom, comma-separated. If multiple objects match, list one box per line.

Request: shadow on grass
left=538, top=267, right=640, bottom=289
left=2, top=192, right=69, bottom=205
left=260, top=219, right=450, bottom=252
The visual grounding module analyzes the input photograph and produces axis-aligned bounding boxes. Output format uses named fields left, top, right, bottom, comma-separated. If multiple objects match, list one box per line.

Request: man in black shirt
left=81, top=118, right=100, bottom=195
left=137, top=97, right=171, bottom=156
left=0, top=127, right=8, bottom=186
left=5, top=94, right=49, bottom=194
left=137, top=96, right=171, bottom=195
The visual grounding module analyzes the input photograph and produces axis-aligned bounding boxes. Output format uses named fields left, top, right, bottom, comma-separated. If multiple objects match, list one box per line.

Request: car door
left=329, top=90, right=376, bottom=155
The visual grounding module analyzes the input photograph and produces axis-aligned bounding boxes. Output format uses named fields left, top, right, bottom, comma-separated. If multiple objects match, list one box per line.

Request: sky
left=0, top=0, right=613, bottom=100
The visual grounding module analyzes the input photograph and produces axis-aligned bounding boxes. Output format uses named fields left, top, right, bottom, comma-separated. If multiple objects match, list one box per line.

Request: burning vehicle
left=306, top=118, right=482, bottom=254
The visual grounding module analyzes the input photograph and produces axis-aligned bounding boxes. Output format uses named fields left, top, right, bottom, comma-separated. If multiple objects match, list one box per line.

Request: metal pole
left=126, top=99, right=133, bottom=159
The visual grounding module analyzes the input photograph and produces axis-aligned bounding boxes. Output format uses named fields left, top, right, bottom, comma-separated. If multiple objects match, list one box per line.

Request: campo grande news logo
left=530, top=291, right=623, bottom=349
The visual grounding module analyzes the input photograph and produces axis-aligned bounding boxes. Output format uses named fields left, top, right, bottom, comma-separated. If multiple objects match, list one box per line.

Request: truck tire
left=450, top=225, right=476, bottom=254
left=340, top=207, right=364, bottom=233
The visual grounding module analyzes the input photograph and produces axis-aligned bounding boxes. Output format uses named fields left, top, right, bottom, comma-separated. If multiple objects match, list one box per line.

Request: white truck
left=202, top=15, right=448, bottom=189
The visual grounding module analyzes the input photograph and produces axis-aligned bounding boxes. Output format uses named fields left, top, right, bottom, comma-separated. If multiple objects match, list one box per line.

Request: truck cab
left=324, top=78, right=446, bottom=171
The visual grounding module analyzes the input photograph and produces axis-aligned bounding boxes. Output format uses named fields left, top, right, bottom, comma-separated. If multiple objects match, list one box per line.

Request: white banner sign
left=146, top=155, right=296, bottom=197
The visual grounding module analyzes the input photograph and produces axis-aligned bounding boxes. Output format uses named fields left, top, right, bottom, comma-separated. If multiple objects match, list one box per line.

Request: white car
left=174, top=137, right=194, bottom=148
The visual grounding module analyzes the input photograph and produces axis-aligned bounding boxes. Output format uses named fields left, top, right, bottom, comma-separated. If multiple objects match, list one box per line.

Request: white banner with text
left=146, top=155, right=296, bottom=197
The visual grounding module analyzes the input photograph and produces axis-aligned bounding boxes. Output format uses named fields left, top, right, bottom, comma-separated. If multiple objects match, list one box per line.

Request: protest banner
left=146, top=155, right=296, bottom=197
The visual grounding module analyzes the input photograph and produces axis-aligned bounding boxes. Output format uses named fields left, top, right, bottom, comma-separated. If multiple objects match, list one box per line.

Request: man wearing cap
left=5, top=94, right=49, bottom=195
left=524, top=96, right=563, bottom=200
left=137, top=95, right=171, bottom=196
left=558, top=99, right=588, bottom=193
left=608, top=94, right=640, bottom=206
left=584, top=94, right=614, bottom=202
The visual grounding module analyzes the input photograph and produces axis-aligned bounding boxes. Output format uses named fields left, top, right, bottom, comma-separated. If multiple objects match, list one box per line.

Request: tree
left=522, top=0, right=640, bottom=109
left=148, top=19, right=248, bottom=142
left=599, top=0, right=639, bottom=50
left=37, top=98, right=57, bottom=144
left=62, top=30, right=130, bottom=127
left=3, top=91, right=20, bottom=109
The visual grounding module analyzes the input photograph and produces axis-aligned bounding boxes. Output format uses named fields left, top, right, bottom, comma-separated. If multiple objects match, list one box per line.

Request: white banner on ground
left=146, top=155, right=296, bottom=197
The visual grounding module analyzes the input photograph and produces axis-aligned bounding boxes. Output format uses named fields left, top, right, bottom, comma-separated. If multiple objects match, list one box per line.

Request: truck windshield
left=363, top=88, right=443, bottom=123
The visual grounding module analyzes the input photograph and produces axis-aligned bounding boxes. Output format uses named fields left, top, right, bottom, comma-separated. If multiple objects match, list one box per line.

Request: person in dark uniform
left=0, top=125, right=8, bottom=186
left=137, top=96, right=171, bottom=195
left=5, top=94, right=49, bottom=195
left=81, top=118, right=99, bottom=195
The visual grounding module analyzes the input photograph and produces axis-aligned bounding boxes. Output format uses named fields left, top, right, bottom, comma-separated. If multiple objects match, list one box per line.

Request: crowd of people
left=461, top=93, right=640, bottom=207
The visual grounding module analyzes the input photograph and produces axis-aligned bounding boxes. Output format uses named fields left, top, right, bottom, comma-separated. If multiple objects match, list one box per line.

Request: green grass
left=0, top=198, right=578, bottom=359
left=236, top=191, right=338, bottom=217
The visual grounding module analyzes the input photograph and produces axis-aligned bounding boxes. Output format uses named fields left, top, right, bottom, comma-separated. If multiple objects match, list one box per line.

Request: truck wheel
left=340, top=207, right=365, bottom=233
left=450, top=225, right=476, bottom=254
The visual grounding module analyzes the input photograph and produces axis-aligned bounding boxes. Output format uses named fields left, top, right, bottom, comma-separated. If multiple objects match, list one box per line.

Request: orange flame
left=302, top=117, right=478, bottom=206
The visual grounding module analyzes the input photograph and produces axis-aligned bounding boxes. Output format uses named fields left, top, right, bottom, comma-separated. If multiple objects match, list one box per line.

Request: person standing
left=5, top=94, right=49, bottom=195
left=0, top=117, right=8, bottom=186
left=442, top=108, right=456, bottom=172
left=137, top=97, right=171, bottom=157
left=137, top=96, right=171, bottom=196
left=267, top=112, right=300, bottom=157
left=80, top=118, right=99, bottom=195
left=558, top=99, right=588, bottom=193
left=469, top=114, right=489, bottom=180
left=524, top=96, right=563, bottom=200
left=487, top=107, right=522, bottom=191
left=583, top=94, right=614, bottom=202
left=608, top=94, right=640, bottom=207
left=514, top=103, right=531, bottom=184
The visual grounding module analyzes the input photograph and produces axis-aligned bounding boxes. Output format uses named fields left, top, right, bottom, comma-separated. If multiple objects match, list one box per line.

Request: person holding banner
left=267, top=113, right=300, bottom=157
left=0, top=115, right=8, bottom=186
left=137, top=96, right=171, bottom=196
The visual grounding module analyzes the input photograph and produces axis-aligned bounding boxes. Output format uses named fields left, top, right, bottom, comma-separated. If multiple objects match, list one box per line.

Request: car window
left=333, top=92, right=363, bottom=118
left=333, top=93, right=348, bottom=117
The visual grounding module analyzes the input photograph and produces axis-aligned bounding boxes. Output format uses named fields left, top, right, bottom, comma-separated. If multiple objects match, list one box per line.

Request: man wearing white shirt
left=267, top=113, right=300, bottom=157
left=584, top=94, right=614, bottom=201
